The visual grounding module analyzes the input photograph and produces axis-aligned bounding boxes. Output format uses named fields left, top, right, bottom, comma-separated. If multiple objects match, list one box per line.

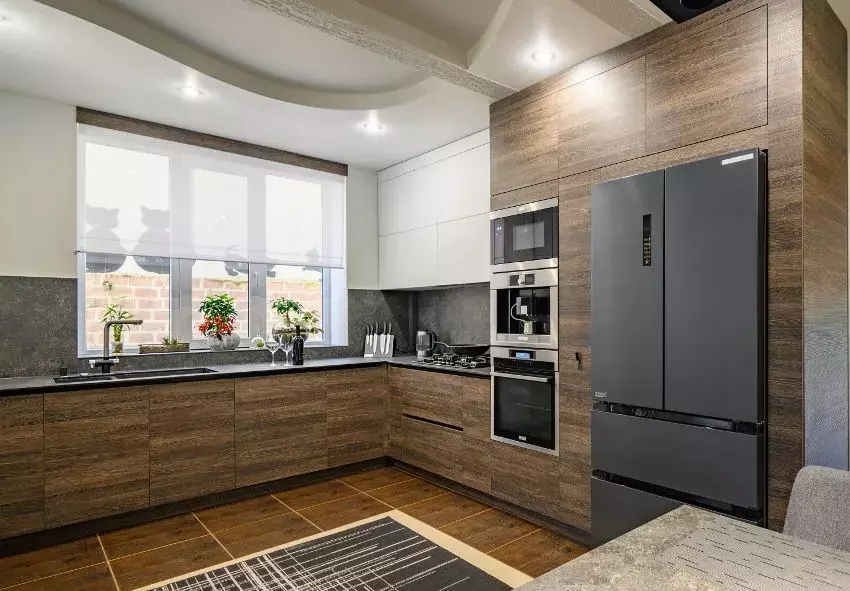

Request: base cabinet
left=393, top=415, right=463, bottom=481
left=461, top=377, right=492, bottom=493
left=327, top=368, right=387, bottom=468
left=0, top=395, right=44, bottom=538
left=43, top=387, right=150, bottom=528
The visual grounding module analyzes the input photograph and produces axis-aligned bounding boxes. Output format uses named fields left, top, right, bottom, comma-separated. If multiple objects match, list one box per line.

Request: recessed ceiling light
left=178, top=85, right=205, bottom=99
left=531, top=50, right=557, bottom=64
left=0, top=14, right=10, bottom=23
left=359, top=112, right=387, bottom=135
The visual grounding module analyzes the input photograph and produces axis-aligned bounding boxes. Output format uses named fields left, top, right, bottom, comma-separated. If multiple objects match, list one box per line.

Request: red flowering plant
left=198, top=294, right=238, bottom=340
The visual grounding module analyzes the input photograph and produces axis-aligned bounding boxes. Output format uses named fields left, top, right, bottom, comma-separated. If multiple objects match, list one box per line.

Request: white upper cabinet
left=437, top=214, right=490, bottom=286
left=379, top=226, right=438, bottom=289
left=378, top=165, right=438, bottom=236
left=435, top=144, right=490, bottom=224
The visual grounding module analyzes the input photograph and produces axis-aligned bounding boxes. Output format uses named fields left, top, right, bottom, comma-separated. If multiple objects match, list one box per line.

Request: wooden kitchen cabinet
left=393, top=415, right=463, bottom=482
left=0, top=395, right=44, bottom=538
left=491, top=442, right=561, bottom=521
left=149, top=380, right=235, bottom=506
left=490, top=92, right=559, bottom=199
left=392, top=367, right=463, bottom=428
left=235, top=373, right=328, bottom=487
left=44, top=387, right=149, bottom=527
left=326, top=367, right=387, bottom=468
left=461, top=377, right=492, bottom=493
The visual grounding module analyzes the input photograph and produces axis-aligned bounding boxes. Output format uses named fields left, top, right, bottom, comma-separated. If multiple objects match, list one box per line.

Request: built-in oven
left=491, top=347, right=558, bottom=455
left=491, top=198, right=559, bottom=273
left=491, top=268, right=558, bottom=350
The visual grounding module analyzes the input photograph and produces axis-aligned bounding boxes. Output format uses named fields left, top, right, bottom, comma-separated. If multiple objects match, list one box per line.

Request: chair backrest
left=784, top=465, right=850, bottom=552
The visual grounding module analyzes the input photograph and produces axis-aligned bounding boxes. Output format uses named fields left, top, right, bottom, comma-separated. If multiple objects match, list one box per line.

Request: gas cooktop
left=415, top=353, right=491, bottom=369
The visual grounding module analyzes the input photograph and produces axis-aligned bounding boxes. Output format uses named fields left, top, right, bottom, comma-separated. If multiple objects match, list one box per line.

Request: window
left=77, top=125, right=347, bottom=354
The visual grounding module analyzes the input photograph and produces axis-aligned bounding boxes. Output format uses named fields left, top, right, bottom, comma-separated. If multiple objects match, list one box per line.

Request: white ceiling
left=0, top=0, right=671, bottom=170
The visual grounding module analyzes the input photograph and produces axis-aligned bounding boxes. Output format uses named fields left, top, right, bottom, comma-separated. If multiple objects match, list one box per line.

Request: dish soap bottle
left=292, top=326, right=305, bottom=365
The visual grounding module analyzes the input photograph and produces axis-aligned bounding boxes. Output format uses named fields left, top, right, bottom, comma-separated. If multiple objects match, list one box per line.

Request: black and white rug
left=149, top=516, right=514, bottom=591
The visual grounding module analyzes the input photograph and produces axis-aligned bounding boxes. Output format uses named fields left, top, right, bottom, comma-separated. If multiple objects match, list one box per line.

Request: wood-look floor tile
left=109, top=535, right=229, bottom=591
left=194, top=495, right=290, bottom=533
left=399, top=492, right=490, bottom=528
left=489, top=529, right=587, bottom=578
left=0, top=537, right=104, bottom=589
left=338, top=468, right=415, bottom=491
left=100, top=514, right=208, bottom=560
left=440, top=510, right=539, bottom=553
left=7, top=563, right=116, bottom=591
left=367, top=479, right=447, bottom=508
left=297, top=494, right=389, bottom=530
left=215, top=512, right=319, bottom=558
left=274, top=480, right=359, bottom=510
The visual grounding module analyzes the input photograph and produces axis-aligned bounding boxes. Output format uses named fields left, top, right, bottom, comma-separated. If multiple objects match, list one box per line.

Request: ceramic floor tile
left=338, top=467, right=416, bottom=491
left=215, top=512, right=320, bottom=558
left=194, top=495, right=290, bottom=533
left=99, top=513, right=208, bottom=560
left=274, top=480, right=359, bottom=510
left=367, top=478, right=447, bottom=508
left=109, top=535, right=229, bottom=591
left=488, top=528, right=587, bottom=578
left=6, top=563, right=116, bottom=591
left=440, top=509, right=539, bottom=553
left=297, top=493, right=389, bottom=531
left=0, top=536, right=104, bottom=589
left=399, top=492, right=491, bottom=528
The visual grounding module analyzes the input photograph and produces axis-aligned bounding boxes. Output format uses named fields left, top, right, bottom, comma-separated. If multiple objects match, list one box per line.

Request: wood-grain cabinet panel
left=559, top=58, right=646, bottom=177
left=0, top=394, right=44, bottom=538
left=645, top=7, right=768, bottom=153
left=491, top=443, right=560, bottom=521
left=558, top=347, right=592, bottom=532
left=394, top=415, right=462, bottom=482
left=43, top=388, right=149, bottom=528
left=149, top=381, right=235, bottom=506
left=235, top=374, right=328, bottom=487
left=326, top=367, right=387, bottom=468
left=490, top=93, right=559, bottom=197
left=461, top=377, right=492, bottom=493
left=394, top=367, right=463, bottom=428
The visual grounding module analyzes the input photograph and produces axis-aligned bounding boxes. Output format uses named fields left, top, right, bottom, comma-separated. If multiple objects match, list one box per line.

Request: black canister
left=292, top=326, right=305, bottom=365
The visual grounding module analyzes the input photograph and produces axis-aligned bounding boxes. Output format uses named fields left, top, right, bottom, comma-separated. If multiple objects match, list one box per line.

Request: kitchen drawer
left=591, top=477, right=682, bottom=545
left=491, top=442, right=560, bottom=520
left=394, top=415, right=462, bottom=482
left=392, top=368, right=463, bottom=428
left=591, top=410, right=763, bottom=509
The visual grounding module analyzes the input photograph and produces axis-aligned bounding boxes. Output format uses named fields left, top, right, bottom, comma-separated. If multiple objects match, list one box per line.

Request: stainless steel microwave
left=491, top=197, right=559, bottom=273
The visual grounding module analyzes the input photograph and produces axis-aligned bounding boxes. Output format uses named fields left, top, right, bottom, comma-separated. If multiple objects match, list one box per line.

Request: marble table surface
left=518, top=505, right=850, bottom=590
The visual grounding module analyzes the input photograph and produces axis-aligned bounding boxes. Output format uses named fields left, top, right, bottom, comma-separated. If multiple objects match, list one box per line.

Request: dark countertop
left=0, top=355, right=489, bottom=396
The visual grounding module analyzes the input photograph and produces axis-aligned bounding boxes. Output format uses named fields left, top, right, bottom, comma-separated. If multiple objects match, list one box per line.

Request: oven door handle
left=491, top=372, right=552, bottom=383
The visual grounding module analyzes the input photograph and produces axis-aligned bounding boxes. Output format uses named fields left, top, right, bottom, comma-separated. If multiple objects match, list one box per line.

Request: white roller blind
left=78, top=125, right=346, bottom=268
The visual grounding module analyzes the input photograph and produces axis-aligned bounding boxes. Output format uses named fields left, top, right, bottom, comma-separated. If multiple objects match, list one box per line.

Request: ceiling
left=0, top=0, right=670, bottom=170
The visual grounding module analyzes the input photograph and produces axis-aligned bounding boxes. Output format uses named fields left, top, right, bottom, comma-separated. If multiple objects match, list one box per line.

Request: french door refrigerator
left=590, top=149, right=766, bottom=545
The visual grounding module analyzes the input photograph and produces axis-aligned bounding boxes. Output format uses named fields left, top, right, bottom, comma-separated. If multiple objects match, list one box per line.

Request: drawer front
left=591, top=410, right=762, bottom=508
left=392, top=368, right=463, bottom=428
left=395, top=415, right=462, bottom=481
left=591, top=477, right=682, bottom=545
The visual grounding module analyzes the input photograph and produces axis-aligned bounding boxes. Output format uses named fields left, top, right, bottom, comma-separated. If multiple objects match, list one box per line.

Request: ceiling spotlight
left=531, top=50, right=557, bottom=65
left=178, top=85, right=205, bottom=99
left=360, top=112, right=386, bottom=134
left=0, top=14, right=10, bottom=22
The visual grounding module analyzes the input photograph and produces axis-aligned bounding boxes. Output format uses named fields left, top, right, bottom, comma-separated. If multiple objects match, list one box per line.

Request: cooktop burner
left=417, top=353, right=491, bottom=369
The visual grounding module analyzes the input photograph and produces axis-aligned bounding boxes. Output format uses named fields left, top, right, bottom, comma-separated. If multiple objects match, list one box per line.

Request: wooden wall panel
left=490, top=93, right=559, bottom=197
left=460, top=377, right=492, bottom=493
left=235, top=374, right=328, bottom=487
left=326, top=367, right=387, bottom=468
left=149, top=381, right=235, bottom=506
left=559, top=58, right=646, bottom=177
left=0, top=395, right=44, bottom=538
left=44, top=388, right=149, bottom=527
left=490, top=179, right=559, bottom=211
left=645, top=7, right=767, bottom=154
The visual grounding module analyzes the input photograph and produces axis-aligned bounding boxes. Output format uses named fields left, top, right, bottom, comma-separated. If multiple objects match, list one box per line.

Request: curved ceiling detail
left=35, top=0, right=439, bottom=110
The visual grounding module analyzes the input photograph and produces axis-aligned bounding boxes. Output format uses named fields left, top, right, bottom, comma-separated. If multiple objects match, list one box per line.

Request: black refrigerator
left=590, top=149, right=766, bottom=545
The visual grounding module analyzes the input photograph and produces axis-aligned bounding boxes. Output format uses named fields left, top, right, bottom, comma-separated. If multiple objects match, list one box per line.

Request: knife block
left=364, top=334, right=394, bottom=358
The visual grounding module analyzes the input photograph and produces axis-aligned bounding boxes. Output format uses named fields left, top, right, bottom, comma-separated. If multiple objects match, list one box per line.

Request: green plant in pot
left=270, top=297, right=323, bottom=340
left=198, top=293, right=241, bottom=351
left=101, top=302, right=134, bottom=354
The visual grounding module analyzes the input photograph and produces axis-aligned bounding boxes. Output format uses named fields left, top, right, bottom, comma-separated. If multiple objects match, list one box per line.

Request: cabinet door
left=394, top=367, right=463, bottom=428
left=327, top=368, right=387, bottom=468
left=461, top=377, right=492, bottom=494
left=379, top=165, right=439, bottom=236
left=437, top=144, right=491, bottom=223
left=149, top=380, right=235, bottom=506
left=645, top=7, right=767, bottom=153
left=490, top=93, right=559, bottom=196
left=490, top=442, right=560, bottom=520
left=235, top=374, right=328, bottom=487
left=379, top=226, right=438, bottom=289
left=394, top=415, right=462, bottom=482
left=1, top=394, right=44, bottom=538
left=44, top=387, right=149, bottom=527
left=436, top=214, right=490, bottom=286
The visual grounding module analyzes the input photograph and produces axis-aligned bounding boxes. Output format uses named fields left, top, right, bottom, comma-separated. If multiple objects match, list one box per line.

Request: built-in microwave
left=491, top=197, right=559, bottom=273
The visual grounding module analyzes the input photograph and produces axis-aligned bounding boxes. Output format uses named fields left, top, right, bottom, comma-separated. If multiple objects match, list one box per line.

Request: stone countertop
left=517, top=505, right=850, bottom=591
left=0, top=355, right=489, bottom=396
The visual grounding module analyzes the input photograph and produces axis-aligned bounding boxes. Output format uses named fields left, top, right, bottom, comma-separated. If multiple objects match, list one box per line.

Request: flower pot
left=207, top=334, right=240, bottom=351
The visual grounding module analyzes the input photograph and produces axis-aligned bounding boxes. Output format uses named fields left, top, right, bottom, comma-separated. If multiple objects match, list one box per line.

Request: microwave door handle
left=491, top=372, right=551, bottom=383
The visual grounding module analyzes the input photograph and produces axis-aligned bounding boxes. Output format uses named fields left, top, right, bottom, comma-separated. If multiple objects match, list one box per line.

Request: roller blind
left=77, top=125, right=346, bottom=268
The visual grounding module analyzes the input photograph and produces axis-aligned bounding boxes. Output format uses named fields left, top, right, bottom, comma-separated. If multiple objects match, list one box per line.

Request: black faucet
left=90, top=319, right=143, bottom=374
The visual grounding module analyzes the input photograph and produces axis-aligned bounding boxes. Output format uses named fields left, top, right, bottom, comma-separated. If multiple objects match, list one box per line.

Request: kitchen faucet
left=90, top=319, right=143, bottom=374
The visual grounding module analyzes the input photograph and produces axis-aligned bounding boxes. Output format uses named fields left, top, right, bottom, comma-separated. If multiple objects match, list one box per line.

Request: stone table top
left=518, top=505, right=850, bottom=590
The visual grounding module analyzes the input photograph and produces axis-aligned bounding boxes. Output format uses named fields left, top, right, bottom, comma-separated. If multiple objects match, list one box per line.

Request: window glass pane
left=191, top=260, right=250, bottom=341
left=266, top=265, right=323, bottom=342
left=265, top=176, right=323, bottom=265
left=83, top=143, right=170, bottom=256
left=84, top=254, right=170, bottom=351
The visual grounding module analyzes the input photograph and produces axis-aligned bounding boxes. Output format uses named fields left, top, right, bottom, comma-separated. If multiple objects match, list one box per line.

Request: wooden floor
left=0, top=467, right=587, bottom=590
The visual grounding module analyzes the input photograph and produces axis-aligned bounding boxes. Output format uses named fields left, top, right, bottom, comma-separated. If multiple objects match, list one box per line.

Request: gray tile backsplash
left=415, top=283, right=490, bottom=345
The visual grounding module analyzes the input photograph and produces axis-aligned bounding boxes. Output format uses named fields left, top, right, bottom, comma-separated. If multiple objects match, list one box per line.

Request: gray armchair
left=784, top=465, right=850, bottom=552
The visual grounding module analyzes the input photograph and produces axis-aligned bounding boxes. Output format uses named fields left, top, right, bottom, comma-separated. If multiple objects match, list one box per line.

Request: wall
left=346, top=167, right=379, bottom=289
left=415, top=283, right=489, bottom=345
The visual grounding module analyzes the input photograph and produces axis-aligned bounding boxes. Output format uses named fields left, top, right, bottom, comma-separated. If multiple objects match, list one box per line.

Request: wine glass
left=279, top=333, right=294, bottom=367
left=265, top=333, right=281, bottom=366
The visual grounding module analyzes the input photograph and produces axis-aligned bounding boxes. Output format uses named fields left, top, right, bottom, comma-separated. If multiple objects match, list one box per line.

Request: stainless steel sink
left=54, top=367, right=217, bottom=384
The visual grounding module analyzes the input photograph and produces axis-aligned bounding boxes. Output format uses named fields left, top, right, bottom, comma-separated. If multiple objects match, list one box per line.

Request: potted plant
left=139, top=337, right=191, bottom=354
left=101, top=301, right=134, bottom=354
left=270, top=297, right=323, bottom=339
left=198, top=294, right=241, bottom=351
